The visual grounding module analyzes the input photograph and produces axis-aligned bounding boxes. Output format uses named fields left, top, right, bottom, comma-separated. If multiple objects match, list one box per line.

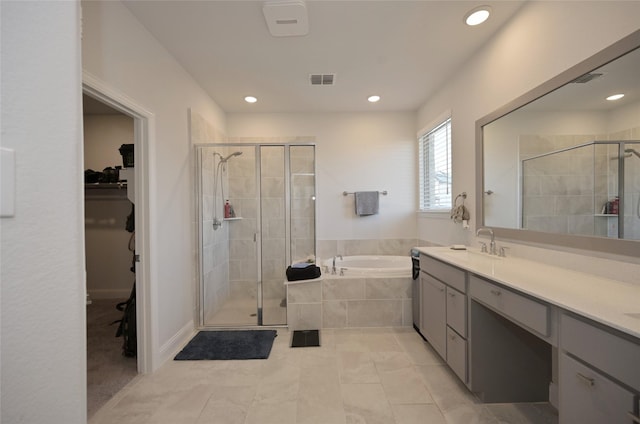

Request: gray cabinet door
left=447, top=326, right=467, bottom=383
left=421, top=272, right=446, bottom=359
left=559, top=353, right=636, bottom=424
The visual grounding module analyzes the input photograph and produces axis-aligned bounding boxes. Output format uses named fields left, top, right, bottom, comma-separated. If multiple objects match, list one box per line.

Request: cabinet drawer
left=470, top=275, right=549, bottom=337
left=447, top=326, right=467, bottom=383
left=446, top=286, right=467, bottom=337
left=420, top=254, right=466, bottom=293
left=561, top=313, right=640, bottom=390
left=559, top=353, right=636, bottom=424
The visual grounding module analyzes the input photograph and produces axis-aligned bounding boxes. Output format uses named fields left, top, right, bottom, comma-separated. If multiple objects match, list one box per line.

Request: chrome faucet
left=476, top=227, right=497, bottom=255
left=332, top=254, right=343, bottom=275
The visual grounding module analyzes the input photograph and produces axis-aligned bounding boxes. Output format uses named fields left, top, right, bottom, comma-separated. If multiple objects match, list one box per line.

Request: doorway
left=195, top=143, right=317, bottom=327
left=82, top=74, right=152, bottom=417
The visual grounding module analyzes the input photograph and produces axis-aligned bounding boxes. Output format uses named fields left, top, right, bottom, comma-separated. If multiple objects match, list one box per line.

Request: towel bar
left=343, top=190, right=388, bottom=196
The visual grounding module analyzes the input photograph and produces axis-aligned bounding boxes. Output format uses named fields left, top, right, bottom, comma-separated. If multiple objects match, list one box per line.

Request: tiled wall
left=191, top=109, right=232, bottom=324
left=520, top=128, right=640, bottom=240
left=286, top=275, right=412, bottom=330
left=228, top=147, right=259, bottom=301
left=317, top=238, right=418, bottom=262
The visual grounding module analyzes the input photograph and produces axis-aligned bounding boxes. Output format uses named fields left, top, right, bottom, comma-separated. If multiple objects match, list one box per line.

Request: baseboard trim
left=158, top=320, right=196, bottom=366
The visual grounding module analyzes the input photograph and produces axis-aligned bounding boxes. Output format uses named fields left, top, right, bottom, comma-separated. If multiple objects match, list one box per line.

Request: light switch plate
left=1, top=147, right=16, bottom=218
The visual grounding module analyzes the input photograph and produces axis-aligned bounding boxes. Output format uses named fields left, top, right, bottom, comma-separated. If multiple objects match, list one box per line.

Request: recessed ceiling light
left=368, top=95, right=381, bottom=103
left=465, top=6, right=491, bottom=26
left=606, top=93, right=624, bottom=101
left=244, top=96, right=258, bottom=103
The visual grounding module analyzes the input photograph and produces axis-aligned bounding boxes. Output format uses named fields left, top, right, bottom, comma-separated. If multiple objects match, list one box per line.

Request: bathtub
left=322, top=255, right=411, bottom=277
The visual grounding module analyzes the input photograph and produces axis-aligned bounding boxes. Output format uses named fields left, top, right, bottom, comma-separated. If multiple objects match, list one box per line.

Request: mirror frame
left=476, top=29, right=640, bottom=258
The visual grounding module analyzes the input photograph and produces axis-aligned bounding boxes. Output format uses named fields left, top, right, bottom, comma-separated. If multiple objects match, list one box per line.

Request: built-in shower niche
left=195, top=143, right=316, bottom=327
left=521, top=140, right=640, bottom=240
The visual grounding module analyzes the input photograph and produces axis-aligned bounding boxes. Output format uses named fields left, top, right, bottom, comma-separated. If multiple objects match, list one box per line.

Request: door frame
left=82, top=71, right=155, bottom=373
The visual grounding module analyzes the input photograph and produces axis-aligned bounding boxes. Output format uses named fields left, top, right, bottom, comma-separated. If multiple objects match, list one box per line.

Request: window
left=418, top=117, right=451, bottom=211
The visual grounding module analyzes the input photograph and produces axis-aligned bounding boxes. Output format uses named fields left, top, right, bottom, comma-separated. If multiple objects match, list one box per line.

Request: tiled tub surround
left=286, top=274, right=413, bottom=330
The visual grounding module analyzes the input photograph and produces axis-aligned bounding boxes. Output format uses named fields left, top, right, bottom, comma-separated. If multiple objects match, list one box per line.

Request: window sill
left=417, top=210, right=450, bottom=219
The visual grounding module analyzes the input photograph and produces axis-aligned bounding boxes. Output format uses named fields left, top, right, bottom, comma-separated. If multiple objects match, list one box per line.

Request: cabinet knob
left=490, top=289, right=501, bottom=296
left=448, top=292, right=456, bottom=297
left=576, top=372, right=595, bottom=387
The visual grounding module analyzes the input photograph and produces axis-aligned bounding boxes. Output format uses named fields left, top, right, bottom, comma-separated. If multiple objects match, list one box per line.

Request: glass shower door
left=260, top=146, right=287, bottom=325
left=199, top=145, right=259, bottom=326
left=622, top=142, right=640, bottom=240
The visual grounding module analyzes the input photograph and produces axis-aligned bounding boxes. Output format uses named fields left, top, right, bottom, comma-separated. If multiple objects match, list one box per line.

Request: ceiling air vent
left=310, top=74, right=335, bottom=85
left=571, top=72, right=603, bottom=84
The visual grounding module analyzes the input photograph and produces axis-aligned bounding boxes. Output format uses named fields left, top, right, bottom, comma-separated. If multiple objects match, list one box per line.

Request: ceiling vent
left=263, top=1, right=309, bottom=37
left=571, top=72, right=603, bottom=84
left=310, top=74, right=335, bottom=86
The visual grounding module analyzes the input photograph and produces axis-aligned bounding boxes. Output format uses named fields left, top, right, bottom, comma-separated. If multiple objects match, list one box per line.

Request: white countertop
left=416, top=246, right=640, bottom=340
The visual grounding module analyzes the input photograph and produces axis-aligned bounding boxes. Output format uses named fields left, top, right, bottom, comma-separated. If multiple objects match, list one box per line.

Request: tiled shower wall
left=202, top=149, right=233, bottom=322
left=191, top=111, right=230, bottom=324
left=520, top=127, right=640, bottom=239
left=227, top=147, right=259, bottom=301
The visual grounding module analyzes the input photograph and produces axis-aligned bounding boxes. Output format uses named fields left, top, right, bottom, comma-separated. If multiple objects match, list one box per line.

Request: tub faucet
left=476, top=227, right=496, bottom=255
left=332, top=255, right=343, bottom=275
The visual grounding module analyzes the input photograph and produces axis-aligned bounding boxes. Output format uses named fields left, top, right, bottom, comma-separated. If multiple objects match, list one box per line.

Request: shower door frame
left=194, top=142, right=317, bottom=328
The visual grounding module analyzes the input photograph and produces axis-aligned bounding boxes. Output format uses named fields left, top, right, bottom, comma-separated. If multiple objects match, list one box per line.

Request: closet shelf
left=85, top=182, right=127, bottom=190
left=223, top=217, right=243, bottom=221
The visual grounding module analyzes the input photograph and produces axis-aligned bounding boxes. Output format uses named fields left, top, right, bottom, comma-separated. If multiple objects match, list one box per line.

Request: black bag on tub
left=286, top=264, right=321, bottom=281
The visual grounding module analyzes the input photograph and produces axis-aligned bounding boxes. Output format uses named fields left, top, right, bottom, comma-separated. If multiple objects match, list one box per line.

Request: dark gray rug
left=174, top=330, right=277, bottom=360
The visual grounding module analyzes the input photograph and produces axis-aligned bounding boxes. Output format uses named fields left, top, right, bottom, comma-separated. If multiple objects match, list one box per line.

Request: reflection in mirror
left=478, top=30, right=640, bottom=254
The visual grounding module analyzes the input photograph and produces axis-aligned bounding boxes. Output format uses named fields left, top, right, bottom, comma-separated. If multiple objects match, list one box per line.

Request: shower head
left=214, top=151, right=243, bottom=163
left=609, top=148, right=640, bottom=160
left=220, top=151, right=243, bottom=162
left=625, top=148, right=640, bottom=159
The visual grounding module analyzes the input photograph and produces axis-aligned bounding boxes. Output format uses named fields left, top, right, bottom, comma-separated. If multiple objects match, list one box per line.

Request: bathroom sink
left=441, top=249, right=502, bottom=261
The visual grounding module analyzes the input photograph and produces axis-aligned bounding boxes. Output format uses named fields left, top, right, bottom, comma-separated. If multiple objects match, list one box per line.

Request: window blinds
left=419, top=118, right=451, bottom=210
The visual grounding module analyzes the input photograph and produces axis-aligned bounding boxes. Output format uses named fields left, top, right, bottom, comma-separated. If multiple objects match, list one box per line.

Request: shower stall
left=522, top=140, right=640, bottom=240
left=195, top=143, right=316, bottom=327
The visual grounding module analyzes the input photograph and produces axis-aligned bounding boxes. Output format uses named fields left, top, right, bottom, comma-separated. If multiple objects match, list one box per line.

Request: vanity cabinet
left=419, top=254, right=468, bottom=383
left=420, top=273, right=446, bottom=358
left=559, top=313, right=640, bottom=424
left=416, top=247, right=640, bottom=419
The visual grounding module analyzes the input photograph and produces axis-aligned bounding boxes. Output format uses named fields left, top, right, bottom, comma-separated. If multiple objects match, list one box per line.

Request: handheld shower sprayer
left=211, top=151, right=243, bottom=230
left=220, top=151, right=243, bottom=162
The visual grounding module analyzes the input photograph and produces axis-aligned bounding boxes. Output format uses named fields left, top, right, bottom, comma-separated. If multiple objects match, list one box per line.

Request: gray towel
left=354, top=191, right=379, bottom=216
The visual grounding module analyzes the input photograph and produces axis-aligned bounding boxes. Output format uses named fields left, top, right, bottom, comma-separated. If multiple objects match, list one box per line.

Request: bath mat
left=291, top=329, right=320, bottom=348
left=174, top=330, right=277, bottom=360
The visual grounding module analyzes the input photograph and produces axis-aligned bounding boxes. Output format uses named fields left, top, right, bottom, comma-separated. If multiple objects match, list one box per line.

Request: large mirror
left=476, top=30, right=640, bottom=257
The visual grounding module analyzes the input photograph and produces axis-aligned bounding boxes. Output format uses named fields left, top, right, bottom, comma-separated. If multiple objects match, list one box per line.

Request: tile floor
left=205, top=297, right=287, bottom=327
left=89, top=327, right=558, bottom=424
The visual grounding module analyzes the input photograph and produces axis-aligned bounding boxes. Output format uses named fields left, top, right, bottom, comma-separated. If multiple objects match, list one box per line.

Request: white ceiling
left=122, top=0, right=526, bottom=113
